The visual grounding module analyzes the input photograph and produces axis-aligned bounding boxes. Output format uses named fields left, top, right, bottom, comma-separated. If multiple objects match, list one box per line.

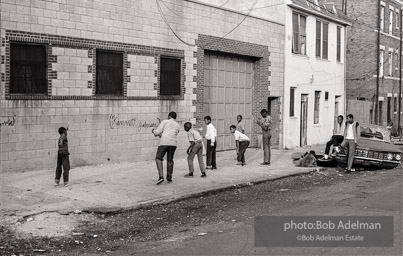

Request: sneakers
left=206, top=166, right=213, bottom=170
left=260, top=162, right=270, bottom=165
left=184, top=173, right=194, bottom=178
left=54, top=181, right=59, bottom=187
left=201, top=172, right=206, bottom=178
left=156, top=177, right=164, bottom=185
left=64, top=182, right=69, bottom=187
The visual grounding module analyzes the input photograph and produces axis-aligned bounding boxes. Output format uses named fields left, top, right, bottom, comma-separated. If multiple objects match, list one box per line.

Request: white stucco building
left=283, top=0, right=351, bottom=148
left=198, top=0, right=351, bottom=149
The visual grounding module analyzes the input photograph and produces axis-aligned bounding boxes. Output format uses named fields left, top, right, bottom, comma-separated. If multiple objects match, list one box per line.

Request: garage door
left=203, top=53, right=254, bottom=151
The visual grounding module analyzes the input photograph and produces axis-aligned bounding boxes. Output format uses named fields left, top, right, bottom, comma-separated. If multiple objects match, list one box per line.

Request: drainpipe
left=375, top=0, right=381, bottom=125
left=399, top=7, right=402, bottom=135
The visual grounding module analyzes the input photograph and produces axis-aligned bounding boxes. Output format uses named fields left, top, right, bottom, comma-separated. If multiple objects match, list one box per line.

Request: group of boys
left=53, top=109, right=273, bottom=187
left=321, top=113, right=360, bottom=173
left=151, top=110, right=272, bottom=185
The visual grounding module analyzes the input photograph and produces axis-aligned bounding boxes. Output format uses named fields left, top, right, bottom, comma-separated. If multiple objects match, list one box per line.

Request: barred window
left=10, top=43, right=47, bottom=94
left=96, top=51, right=123, bottom=95
left=160, top=57, right=181, bottom=96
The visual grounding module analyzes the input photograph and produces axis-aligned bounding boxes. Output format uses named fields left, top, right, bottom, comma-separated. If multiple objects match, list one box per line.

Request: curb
left=82, top=167, right=321, bottom=215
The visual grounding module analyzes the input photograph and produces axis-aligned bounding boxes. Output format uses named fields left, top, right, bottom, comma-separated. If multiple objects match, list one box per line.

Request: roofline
left=288, top=3, right=352, bottom=26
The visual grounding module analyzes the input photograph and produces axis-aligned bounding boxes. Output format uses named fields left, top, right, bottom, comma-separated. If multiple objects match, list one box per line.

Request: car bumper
left=334, top=155, right=400, bottom=169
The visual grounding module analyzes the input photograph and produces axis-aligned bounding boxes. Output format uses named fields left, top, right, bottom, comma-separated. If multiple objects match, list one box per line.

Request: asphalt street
left=113, top=168, right=403, bottom=256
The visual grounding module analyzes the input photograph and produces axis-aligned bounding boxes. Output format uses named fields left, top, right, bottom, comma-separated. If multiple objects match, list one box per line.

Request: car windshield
left=360, top=124, right=391, bottom=142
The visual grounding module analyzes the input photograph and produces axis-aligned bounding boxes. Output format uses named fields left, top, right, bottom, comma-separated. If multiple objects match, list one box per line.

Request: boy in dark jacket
left=55, top=127, right=70, bottom=187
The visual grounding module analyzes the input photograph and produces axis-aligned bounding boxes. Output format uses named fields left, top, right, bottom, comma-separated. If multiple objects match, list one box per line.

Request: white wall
left=283, top=6, right=346, bottom=148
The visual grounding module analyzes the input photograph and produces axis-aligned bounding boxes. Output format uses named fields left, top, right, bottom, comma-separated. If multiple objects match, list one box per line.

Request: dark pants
left=55, top=152, right=70, bottom=183
left=237, top=140, right=250, bottom=164
left=187, top=142, right=205, bottom=174
left=155, top=145, right=177, bottom=180
left=325, top=135, right=344, bottom=155
left=341, top=139, right=356, bottom=170
left=263, top=132, right=271, bottom=164
left=206, top=140, right=217, bottom=168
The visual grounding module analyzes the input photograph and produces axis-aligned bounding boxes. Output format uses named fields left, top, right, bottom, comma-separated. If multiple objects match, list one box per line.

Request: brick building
left=342, top=0, right=403, bottom=128
left=0, top=0, right=284, bottom=172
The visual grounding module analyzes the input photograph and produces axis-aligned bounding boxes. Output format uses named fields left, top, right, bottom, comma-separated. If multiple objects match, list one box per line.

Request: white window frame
left=388, top=49, right=393, bottom=76
left=395, top=51, right=399, bottom=70
left=389, top=6, right=394, bottom=34
left=396, top=10, right=400, bottom=29
left=381, top=5, right=385, bottom=31
left=292, top=12, right=307, bottom=55
left=336, top=26, right=342, bottom=62
left=380, top=49, right=384, bottom=77
left=316, top=19, right=329, bottom=60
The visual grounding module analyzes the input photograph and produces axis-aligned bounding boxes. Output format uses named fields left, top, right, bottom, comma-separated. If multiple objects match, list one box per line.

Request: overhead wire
left=158, top=0, right=232, bottom=21
left=156, top=0, right=282, bottom=48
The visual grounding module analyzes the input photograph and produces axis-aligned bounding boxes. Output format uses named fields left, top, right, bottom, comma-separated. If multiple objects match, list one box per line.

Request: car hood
left=357, top=138, right=402, bottom=153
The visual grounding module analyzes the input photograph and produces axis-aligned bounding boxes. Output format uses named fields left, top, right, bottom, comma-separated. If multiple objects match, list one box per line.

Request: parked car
left=333, top=124, right=402, bottom=169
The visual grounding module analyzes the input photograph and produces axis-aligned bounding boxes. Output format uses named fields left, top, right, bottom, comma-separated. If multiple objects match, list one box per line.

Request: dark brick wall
left=345, top=0, right=403, bottom=126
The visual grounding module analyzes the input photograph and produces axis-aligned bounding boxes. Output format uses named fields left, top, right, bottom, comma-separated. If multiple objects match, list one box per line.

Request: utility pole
left=399, top=7, right=402, bottom=136
left=376, top=0, right=381, bottom=125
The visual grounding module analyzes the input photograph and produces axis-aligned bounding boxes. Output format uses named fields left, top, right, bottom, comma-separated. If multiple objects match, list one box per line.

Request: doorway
left=300, top=94, right=308, bottom=146
left=268, top=96, right=280, bottom=146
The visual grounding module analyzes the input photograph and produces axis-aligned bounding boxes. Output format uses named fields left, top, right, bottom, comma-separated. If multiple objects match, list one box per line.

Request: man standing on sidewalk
left=341, top=114, right=360, bottom=173
left=152, top=112, right=180, bottom=185
left=257, top=109, right=272, bottom=165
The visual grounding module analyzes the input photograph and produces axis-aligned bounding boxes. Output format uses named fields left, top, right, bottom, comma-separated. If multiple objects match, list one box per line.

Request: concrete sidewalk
left=1, top=145, right=324, bottom=223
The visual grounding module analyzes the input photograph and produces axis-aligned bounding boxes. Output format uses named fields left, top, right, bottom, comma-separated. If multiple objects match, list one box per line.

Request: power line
left=158, top=0, right=231, bottom=21
left=156, top=0, right=261, bottom=48
left=156, top=0, right=196, bottom=47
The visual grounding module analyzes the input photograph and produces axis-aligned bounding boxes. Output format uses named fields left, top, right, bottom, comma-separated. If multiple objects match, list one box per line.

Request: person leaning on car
left=341, top=114, right=360, bottom=173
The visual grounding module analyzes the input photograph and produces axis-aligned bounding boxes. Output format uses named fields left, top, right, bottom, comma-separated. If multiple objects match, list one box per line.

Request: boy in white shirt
left=230, top=125, right=250, bottom=166
left=204, top=116, right=217, bottom=170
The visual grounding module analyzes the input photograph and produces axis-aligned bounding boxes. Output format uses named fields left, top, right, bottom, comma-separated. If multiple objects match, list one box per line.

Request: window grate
left=10, top=43, right=47, bottom=94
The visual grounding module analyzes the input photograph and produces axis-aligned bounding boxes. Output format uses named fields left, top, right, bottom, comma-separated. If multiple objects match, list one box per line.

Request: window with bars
left=160, top=57, right=181, bottom=96
left=290, top=87, right=295, bottom=117
left=96, top=51, right=123, bottom=95
left=314, top=91, right=320, bottom=124
left=316, top=20, right=328, bottom=59
left=292, top=12, right=306, bottom=55
left=10, top=43, right=47, bottom=94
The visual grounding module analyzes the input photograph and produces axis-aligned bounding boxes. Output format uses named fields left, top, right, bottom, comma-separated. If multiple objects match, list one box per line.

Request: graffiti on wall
left=0, top=116, right=15, bottom=127
left=109, top=114, right=160, bottom=131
